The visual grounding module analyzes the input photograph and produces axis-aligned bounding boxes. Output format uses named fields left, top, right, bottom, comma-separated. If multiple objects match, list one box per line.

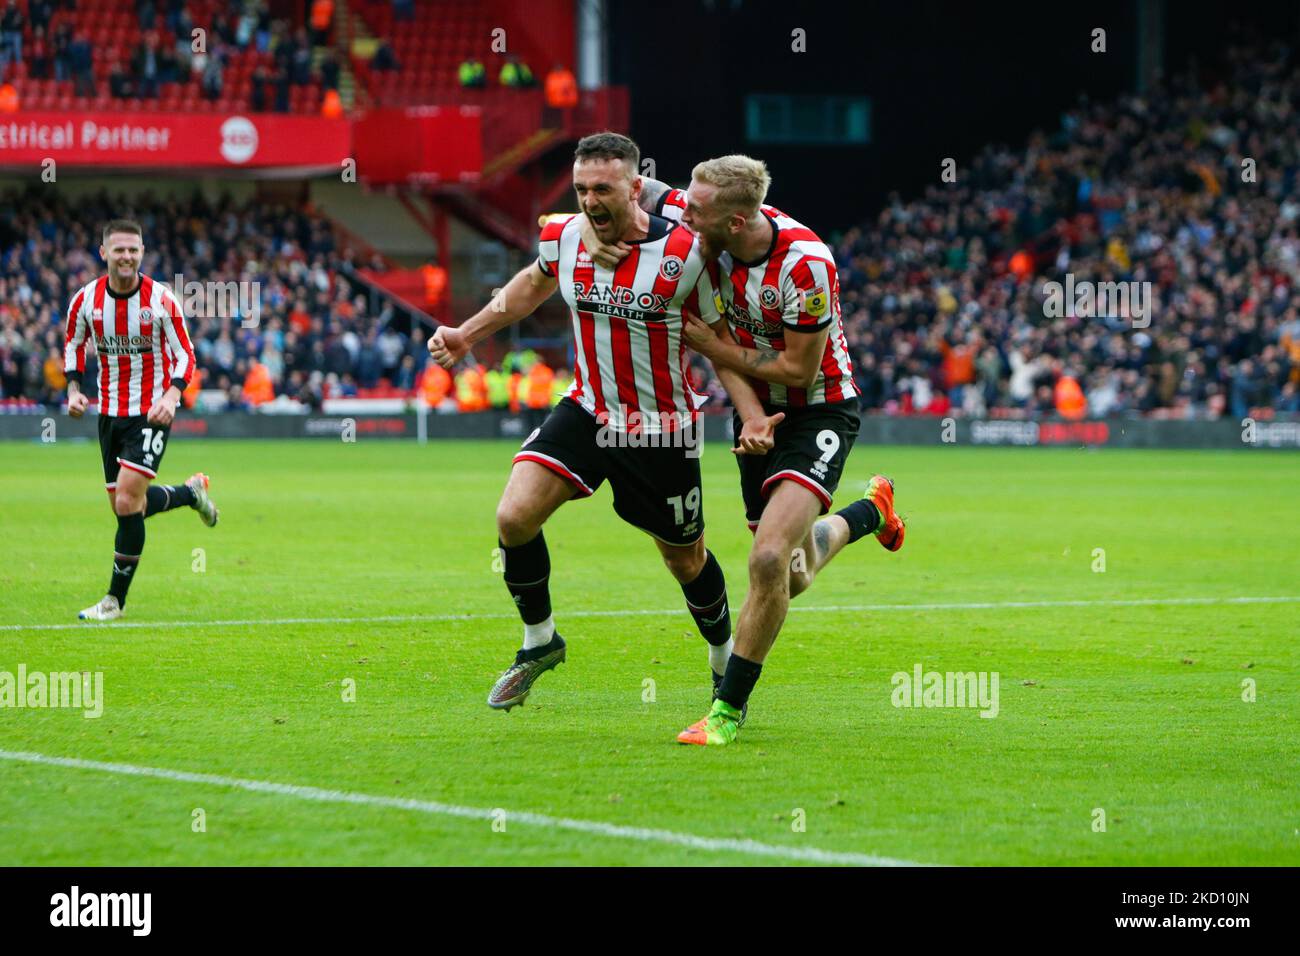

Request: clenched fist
left=428, top=326, right=469, bottom=370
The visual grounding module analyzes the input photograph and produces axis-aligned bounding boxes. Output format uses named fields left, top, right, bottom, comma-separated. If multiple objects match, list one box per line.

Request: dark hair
left=574, top=131, right=640, bottom=172
left=102, top=219, right=143, bottom=245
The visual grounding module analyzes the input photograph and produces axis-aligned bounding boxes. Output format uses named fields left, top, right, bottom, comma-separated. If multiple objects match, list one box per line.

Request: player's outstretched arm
left=683, top=311, right=828, bottom=389
left=428, top=262, right=557, bottom=369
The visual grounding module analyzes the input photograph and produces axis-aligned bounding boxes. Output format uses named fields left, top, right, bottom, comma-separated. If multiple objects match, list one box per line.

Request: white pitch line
left=2, top=594, right=1297, bottom=633
left=0, top=749, right=924, bottom=867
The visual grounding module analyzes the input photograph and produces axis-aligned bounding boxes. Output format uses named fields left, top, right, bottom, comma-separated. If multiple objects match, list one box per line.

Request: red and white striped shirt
left=659, top=189, right=858, bottom=407
left=63, top=274, right=196, bottom=418
left=538, top=213, right=721, bottom=433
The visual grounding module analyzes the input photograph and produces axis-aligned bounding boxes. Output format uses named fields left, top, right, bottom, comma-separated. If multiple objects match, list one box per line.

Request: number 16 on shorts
left=140, top=427, right=167, bottom=469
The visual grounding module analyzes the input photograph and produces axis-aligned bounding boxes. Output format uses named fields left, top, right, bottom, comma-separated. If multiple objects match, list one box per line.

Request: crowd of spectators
left=4, top=42, right=1300, bottom=421
left=0, top=185, right=442, bottom=412
left=1, top=0, right=340, bottom=113
left=803, top=42, right=1300, bottom=420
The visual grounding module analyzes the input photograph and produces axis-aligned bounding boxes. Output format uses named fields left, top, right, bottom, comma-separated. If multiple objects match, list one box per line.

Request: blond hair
left=691, top=155, right=771, bottom=215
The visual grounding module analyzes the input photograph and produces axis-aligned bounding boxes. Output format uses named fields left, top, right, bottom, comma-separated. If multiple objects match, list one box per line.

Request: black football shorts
left=733, top=399, right=860, bottom=528
left=513, top=397, right=705, bottom=546
left=99, top=414, right=170, bottom=489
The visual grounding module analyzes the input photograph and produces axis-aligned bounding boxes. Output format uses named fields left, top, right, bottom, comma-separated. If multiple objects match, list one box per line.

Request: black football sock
left=717, top=652, right=762, bottom=711
left=502, top=532, right=553, bottom=647
left=681, top=550, right=731, bottom=646
left=836, top=499, right=882, bottom=544
left=144, top=484, right=196, bottom=517
left=108, top=512, right=146, bottom=607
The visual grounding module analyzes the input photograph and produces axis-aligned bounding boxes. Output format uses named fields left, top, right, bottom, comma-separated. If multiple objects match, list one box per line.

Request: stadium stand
left=829, top=42, right=1300, bottom=421
left=0, top=185, right=423, bottom=412
left=2, top=0, right=333, bottom=115
left=1, top=10, right=1295, bottom=420
left=348, top=0, right=560, bottom=102
left=0, top=184, right=574, bottom=415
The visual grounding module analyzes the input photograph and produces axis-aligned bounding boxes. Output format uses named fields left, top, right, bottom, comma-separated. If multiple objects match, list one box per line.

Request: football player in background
left=65, top=219, right=220, bottom=622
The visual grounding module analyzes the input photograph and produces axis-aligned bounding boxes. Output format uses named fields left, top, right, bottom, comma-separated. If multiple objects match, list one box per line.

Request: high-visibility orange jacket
left=1054, top=375, right=1087, bottom=420
left=310, top=0, right=334, bottom=31
left=545, top=68, right=577, bottom=108
left=422, top=264, right=448, bottom=308
left=243, top=362, right=274, bottom=405
left=183, top=367, right=203, bottom=408
left=507, top=372, right=524, bottom=412
left=420, top=363, right=451, bottom=406
left=455, top=365, right=488, bottom=412
left=321, top=89, right=343, bottom=118
left=526, top=362, right=554, bottom=409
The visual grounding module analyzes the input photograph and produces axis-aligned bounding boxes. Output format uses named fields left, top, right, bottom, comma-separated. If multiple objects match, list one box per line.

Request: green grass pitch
left=0, top=436, right=1296, bottom=865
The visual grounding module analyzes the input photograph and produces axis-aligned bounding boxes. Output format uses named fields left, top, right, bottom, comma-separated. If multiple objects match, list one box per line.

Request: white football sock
left=523, top=615, right=556, bottom=650
left=709, top=637, right=733, bottom=677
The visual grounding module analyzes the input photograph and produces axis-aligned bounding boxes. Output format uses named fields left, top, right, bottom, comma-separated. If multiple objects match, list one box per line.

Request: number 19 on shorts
left=667, top=486, right=701, bottom=526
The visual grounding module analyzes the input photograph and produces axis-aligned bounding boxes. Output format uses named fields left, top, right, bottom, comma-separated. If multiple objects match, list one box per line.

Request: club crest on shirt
left=759, top=285, right=780, bottom=310
left=138, top=308, right=153, bottom=322
left=658, top=256, right=684, bottom=281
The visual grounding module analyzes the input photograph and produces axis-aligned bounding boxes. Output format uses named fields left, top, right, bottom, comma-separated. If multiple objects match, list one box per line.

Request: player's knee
left=495, top=499, right=540, bottom=546
left=113, top=493, right=145, bottom=516
left=660, top=544, right=704, bottom=583
left=748, top=544, right=788, bottom=588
